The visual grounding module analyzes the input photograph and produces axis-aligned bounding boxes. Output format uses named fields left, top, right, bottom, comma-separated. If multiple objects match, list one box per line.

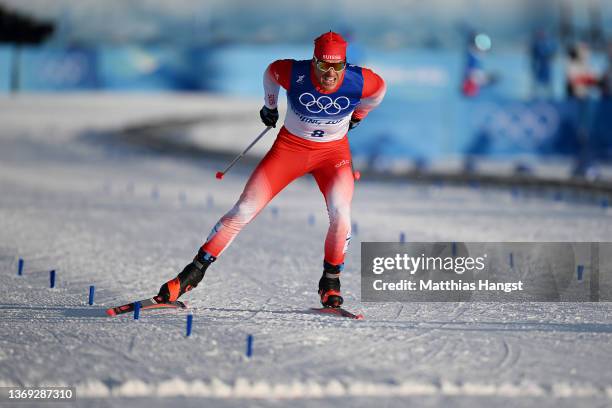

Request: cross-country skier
left=157, top=31, right=386, bottom=308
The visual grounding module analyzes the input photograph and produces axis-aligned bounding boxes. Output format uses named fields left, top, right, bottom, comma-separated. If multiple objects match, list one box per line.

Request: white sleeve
left=263, top=65, right=280, bottom=109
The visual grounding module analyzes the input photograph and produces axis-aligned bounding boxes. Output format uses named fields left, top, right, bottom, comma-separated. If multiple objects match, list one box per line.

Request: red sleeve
left=268, top=59, right=293, bottom=90
left=353, top=67, right=386, bottom=120
left=361, top=67, right=385, bottom=99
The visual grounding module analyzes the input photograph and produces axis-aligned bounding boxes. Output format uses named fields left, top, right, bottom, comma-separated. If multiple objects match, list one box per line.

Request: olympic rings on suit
left=298, top=93, right=351, bottom=114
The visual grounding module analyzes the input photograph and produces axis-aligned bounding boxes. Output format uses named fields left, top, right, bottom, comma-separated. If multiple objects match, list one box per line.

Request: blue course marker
left=509, top=253, right=514, bottom=269
left=399, top=232, right=406, bottom=243
left=88, top=285, right=95, bottom=305
left=186, top=314, right=193, bottom=337
left=601, top=198, right=609, bottom=209
left=511, top=187, right=520, bottom=199
left=49, top=270, right=56, bottom=288
left=134, top=302, right=141, bottom=320
left=271, top=206, right=279, bottom=218
left=18, top=258, right=24, bottom=276
left=577, top=265, right=584, bottom=281
left=246, top=334, right=253, bottom=358
left=352, top=222, right=358, bottom=236
left=308, top=214, right=315, bottom=226
left=452, top=242, right=457, bottom=257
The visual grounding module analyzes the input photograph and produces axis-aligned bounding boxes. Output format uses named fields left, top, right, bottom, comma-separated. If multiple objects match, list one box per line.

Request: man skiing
left=157, top=31, right=386, bottom=308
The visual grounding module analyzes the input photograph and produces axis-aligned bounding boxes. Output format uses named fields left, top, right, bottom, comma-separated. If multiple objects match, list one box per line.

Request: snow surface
left=1, top=94, right=612, bottom=407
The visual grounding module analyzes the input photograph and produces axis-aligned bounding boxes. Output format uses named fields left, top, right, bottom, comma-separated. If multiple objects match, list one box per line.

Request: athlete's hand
left=349, top=117, right=361, bottom=130
left=260, top=106, right=279, bottom=128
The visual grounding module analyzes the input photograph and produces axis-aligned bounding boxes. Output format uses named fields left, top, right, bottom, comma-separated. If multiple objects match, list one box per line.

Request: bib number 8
left=311, top=129, right=325, bottom=138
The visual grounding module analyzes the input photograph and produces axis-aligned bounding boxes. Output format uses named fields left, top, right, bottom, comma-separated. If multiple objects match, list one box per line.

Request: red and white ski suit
left=201, top=59, right=385, bottom=266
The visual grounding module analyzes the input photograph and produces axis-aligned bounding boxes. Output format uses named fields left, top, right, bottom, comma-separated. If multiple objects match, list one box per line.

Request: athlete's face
left=313, top=57, right=346, bottom=91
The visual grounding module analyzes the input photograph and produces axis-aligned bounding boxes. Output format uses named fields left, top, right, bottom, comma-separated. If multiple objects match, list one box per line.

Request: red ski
left=106, top=296, right=186, bottom=317
left=310, top=307, right=364, bottom=320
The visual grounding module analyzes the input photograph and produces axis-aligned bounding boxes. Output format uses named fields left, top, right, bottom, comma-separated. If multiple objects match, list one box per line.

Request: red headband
left=314, top=31, right=347, bottom=62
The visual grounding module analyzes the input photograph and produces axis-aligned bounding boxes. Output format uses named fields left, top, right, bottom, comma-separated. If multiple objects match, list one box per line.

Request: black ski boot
left=157, top=249, right=216, bottom=302
left=318, top=261, right=343, bottom=308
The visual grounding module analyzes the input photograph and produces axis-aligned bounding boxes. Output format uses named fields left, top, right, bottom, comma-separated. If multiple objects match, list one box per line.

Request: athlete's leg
left=310, top=141, right=353, bottom=307
left=158, top=136, right=308, bottom=302
left=311, top=145, right=354, bottom=266
left=201, top=138, right=307, bottom=257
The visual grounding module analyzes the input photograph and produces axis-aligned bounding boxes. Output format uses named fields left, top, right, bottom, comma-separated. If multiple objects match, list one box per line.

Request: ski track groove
left=259, top=304, right=470, bottom=376
left=395, top=304, right=404, bottom=320
left=393, top=303, right=470, bottom=345
left=75, top=335, right=140, bottom=366
left=497, top=338, right=512, bottom=373
left=492, top=336, right=522, bottom=376
left=128, top=334, right=138, bottom=354
left=389, top=304, right=470, bottom=372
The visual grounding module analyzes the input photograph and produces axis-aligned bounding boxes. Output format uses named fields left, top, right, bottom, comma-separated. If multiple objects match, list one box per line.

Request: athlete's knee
left=327, top=203, right=351, bottom=226
left=227, top=199, right=260, bottom=225
left=204, top=200, right=259, bottom=245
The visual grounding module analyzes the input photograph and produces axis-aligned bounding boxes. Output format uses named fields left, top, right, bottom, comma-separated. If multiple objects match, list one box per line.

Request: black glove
left=349, top=117, right=361, bottom=130
left=260, top=106, right=279, bottom=128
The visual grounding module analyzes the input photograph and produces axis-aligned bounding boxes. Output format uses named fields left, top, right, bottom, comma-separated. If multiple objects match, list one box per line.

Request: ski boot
left=318, top=261, right=343, bottom=308
left=157, top=249, right=216, bottom=302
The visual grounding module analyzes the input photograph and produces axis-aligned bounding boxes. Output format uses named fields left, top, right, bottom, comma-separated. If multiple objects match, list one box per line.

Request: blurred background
left=1, top=0, right=612, bottom=190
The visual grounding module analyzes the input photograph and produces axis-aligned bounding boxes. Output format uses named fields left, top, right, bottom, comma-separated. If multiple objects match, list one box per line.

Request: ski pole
left=216, top=126, right=273, bottom=180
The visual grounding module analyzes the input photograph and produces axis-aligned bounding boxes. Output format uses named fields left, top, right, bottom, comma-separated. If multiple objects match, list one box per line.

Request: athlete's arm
left=263, top=59, right=293, bottom=109
left=352, top=68, right=386, bottom=120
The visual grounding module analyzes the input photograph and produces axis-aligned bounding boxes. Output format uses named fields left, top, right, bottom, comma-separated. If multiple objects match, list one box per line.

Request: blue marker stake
left=399, top=232, right=406, bottom=243
left=49, top=270, right=56, bottom=288
left=577, top=265, right=584, bottom=281
left=601, top=198, right=609, bottom=209
left=271, top=206, right=279, bottom=218
left=308, top=214, right=315, bottom=226
left=509, top=253, right=514, bottom=268
left=18, top=258, right=24, bottom=276
left=352, top=222, right=358, bottom=236
left=186, top=314, right=193, bottom=337
left=134, top=302, right=141, bottom=320
left=246, top=334, right=253, bottom=358
left=88, top=285, right=95, bottom=305
left=452, top=242, right=457, bottom=257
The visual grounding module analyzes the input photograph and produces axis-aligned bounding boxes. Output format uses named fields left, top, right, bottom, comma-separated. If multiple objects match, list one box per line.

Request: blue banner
left=1, top=44, right=610, bottom=162
left=0, top=47, right=12, bottom=92
left=19, top=47, right=98, bottom=90
left=97, top=46, right=208, bottom=90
